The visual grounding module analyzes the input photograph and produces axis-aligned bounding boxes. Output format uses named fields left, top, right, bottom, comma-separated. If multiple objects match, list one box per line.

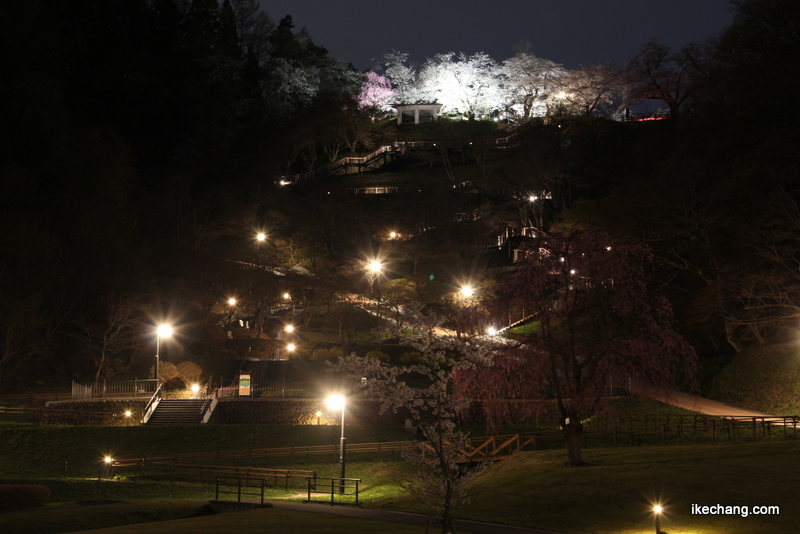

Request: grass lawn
left=2, top=412, right=798, bottom=533
left=371, top=440, right=800, bottom=533
left=67, top=507, right=438, bottom=534
left=0, top=500, right=211, bottom=534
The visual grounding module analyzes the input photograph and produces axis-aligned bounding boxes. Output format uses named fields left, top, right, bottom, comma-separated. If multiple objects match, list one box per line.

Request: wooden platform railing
left=111, top=458, right=315, bottom=487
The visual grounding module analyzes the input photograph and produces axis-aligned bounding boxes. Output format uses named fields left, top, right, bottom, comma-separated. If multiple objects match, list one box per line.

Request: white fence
left=71, top=379, right=159, bottom=400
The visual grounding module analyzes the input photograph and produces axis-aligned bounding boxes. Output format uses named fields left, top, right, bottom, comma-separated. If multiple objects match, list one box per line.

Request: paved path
left=268, top=500, right=566, bottom=534
left=642, top=386, right=773, bottom=417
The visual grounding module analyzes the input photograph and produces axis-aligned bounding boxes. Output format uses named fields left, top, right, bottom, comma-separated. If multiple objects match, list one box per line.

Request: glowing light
left=157, top=325, right=173, bottom=338
left=256, top=233, right=266, bottom=242
left=191, top=384, right=200, bottom=393
left=283, top=292, right=291, bottom=300
left=570, top=269, right=577, bottom=275
left=487, top=327, right=497, bottom=336
left=104, top=456, right=113, bottom=464
left=326, top=395, right=345, bottom=410
left=315, top=411, right=322, bottom=417
left=228, top=298, right=237, bottom=306
left=461, top=286, right=474, bottom=298
left=654, top=505, right=662, bottom=514
left=286, top=343, right=296, bottom=352
left=389, top=231, right=397, bottom=239
left=368, top=260, right=382, bottom=273
left=528, top=195, right=538, bottom=202
left=124, top=411, right=132, bottom=417
left=285, top=325, right=294, bottom=333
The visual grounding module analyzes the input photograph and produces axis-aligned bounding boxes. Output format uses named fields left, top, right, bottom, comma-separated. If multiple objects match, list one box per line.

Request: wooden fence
left=0, top=392, right=73, bottom=406
left=0, top=405, right=140, bottom=426
left=108, top=413, right=800, bottom=473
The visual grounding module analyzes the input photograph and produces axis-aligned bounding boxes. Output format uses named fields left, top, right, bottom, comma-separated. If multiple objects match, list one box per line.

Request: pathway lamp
left=103, top=456, right=113, bottom=479
left=327, top=394, right=347, bottom=493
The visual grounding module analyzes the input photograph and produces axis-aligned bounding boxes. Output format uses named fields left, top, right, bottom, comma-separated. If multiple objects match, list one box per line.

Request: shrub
left=400, top=351, right=424, bottom=365
left=0, top=485, right=50, bottom=512
left=365, top=350, right=390, bottom=363
left=311, top=348, right=344, bottom=362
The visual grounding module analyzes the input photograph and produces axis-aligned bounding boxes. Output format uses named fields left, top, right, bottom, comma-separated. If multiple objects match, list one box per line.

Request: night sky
left=259, top=0, right=735, bottom=71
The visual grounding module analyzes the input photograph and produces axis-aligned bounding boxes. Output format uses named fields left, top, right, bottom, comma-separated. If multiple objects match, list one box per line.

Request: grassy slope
left=709, top=342, right=800, bottom=414
left=0, top=425, right=413, bottom=478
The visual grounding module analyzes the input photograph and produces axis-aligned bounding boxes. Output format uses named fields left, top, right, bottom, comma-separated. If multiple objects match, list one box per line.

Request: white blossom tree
left=501, top=47, right=566, bottom=121
left=330, top=305, right=493, bottom=534
left=375, top=50, right=420, bottom=104
left=417, top=52, right=503, bottom=119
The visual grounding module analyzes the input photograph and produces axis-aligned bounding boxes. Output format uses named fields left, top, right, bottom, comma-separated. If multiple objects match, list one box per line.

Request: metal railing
left=71, top=379, right=159, bottom=400
left=141, top=383, right=162, bottom=423
left=215, top=476, right=267, bottom=504
left=306, top=477, right=361, bottom=506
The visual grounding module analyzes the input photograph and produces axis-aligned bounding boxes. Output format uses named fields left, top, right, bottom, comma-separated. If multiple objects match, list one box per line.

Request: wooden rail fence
left=108, top=414, right=800, bottom=475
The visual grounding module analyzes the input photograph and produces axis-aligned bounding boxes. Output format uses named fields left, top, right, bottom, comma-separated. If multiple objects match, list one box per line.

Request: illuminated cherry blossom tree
left=457, top=229, right=697, bottom=466
left=375, top=50, right=420, bottom=104
left=557, top=64, right=623, bottom=116
left=331, top=305, right=492, bottom=533
left=417, top=52, right=502, bottom=119
left=500, top=46, right=566, bottom=121
left=357, top=72, right=396, bottom=117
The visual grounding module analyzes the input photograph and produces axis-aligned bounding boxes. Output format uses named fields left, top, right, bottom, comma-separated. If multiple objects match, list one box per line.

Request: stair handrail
left=142, top=382, right=163, bottom=423
left=199, top=375, right=215, bottom=414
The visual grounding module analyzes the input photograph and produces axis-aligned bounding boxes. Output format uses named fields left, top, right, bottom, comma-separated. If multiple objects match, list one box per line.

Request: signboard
left=239, top=373, right=251, bottom=396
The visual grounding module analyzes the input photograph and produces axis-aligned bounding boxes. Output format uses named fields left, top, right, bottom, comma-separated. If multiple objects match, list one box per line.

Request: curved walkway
left=268, top=500, right=565, bottom=534
left=642, top=386, right=773, bottom=417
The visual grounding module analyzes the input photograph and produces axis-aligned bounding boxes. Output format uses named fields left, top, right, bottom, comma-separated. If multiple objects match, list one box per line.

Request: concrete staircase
left=145, top=399, right=206, bottom=425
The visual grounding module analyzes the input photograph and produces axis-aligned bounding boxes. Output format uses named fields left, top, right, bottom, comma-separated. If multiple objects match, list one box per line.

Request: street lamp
left=282, top=292, right=295, bottom=316
left=653, top=505, right=663, bottom=534
left=155, top=325, right=172, bottom=382
left=256, top=232, right=266, bottom=242
left=460, top=285, right=474, bottom=298
left=327, top=394, right=347, bottom=493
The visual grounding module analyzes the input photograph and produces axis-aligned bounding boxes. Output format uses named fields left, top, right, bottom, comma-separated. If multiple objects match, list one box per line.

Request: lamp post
left=283, top=292, right=294, bottom=316
left=367, top=260, right=383, bottom=318
left=654, top=505, right=663, bottom=534
left=327, top=394, right=346, bottom=493
left=155, top=325, right=172, bottom=382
